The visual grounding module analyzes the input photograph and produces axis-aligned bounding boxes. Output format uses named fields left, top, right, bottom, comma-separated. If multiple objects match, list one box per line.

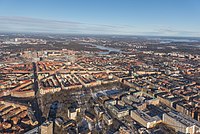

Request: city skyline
left=0, top=0, right=200, bottom=37
left=1, top=1, right=200, bottom=133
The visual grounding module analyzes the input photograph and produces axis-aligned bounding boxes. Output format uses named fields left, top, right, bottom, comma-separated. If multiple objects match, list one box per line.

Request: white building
left=163, top=112, right=200, bottom=134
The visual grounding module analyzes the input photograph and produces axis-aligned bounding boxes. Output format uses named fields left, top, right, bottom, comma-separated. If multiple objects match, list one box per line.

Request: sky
left=0, top=0, right=200, bottom=37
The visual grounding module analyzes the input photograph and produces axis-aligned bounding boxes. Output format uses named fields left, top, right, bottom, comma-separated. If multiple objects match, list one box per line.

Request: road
left=32, top=62, right=43, bottom=125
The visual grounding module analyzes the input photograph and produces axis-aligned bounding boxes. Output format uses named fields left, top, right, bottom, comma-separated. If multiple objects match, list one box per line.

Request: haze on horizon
left=0, top=0, right=200, bottom=37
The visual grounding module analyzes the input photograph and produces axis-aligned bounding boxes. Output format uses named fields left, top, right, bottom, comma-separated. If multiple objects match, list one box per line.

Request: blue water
left=81, top=43, right=121, bottom=54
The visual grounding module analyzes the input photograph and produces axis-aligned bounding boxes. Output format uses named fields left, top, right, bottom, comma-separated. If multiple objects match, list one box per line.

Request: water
left=81, top=43, right=121, bottom=54
left=147, top=37, right=199, bottom=43
left=159, top=39, right=198, bottom=43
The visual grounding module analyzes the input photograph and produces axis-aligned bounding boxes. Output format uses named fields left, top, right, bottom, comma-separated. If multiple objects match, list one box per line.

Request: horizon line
left=0, top=16, right=200, bottom=38
left=1, top=31, right=200, bottom=39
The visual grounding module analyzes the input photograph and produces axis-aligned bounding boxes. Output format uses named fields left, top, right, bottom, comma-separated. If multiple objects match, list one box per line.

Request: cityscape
left=0, top=0, right=200, bottom=134
left=0, top=34, right=200, bottom=134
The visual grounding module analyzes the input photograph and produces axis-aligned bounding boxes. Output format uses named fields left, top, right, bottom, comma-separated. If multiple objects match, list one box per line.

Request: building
left=156, top=92, right=183, bottom=108
left=94, top=106, right=104, bottom=118
left=40, top=121, right=53, bottom=134
left=175, top=100, right=200, bottom=121
left=62, top=120, right=76, bottom=129
left=85, top=110, right=96, bottom=122
left=103, top=112, right=113, bottom=125
left=104, top=99, right=117, bottom=108
left=55, top=117, right=64, bottom=127
left=67, top=102, right=80, bottom=120
left=68, top=107, right=78, bottom=120
left=109, top=104, right=130, bottom=118
left=163, top=112, right=200, bottom=134
left=40, top=87, right=61, bottom=95
left=130, top=109, right=161, bottom=128
left=105, top=99, right=130, bottom=118
left=119, top=126, right=132, bottom=134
